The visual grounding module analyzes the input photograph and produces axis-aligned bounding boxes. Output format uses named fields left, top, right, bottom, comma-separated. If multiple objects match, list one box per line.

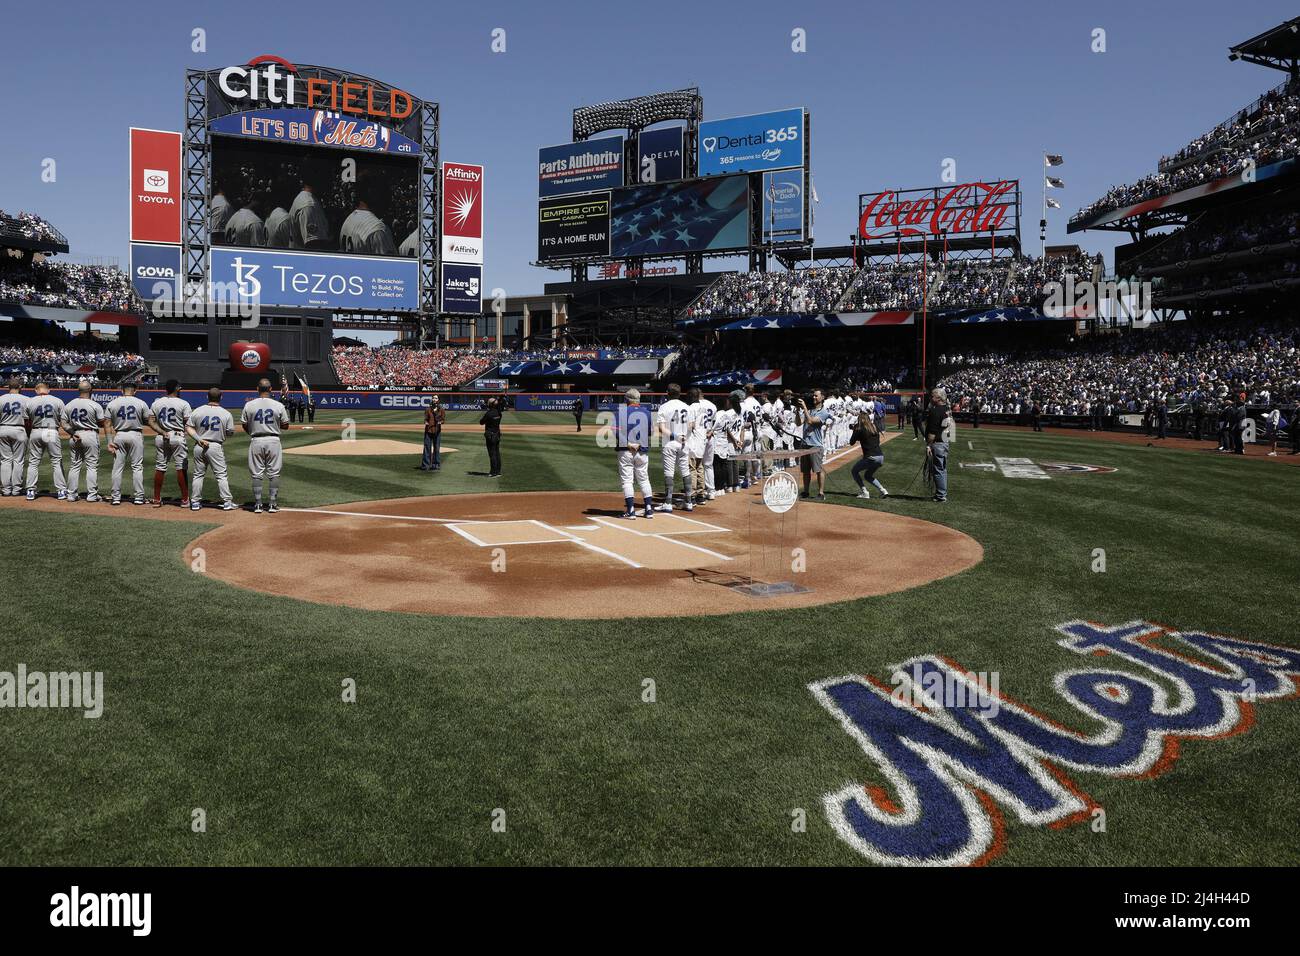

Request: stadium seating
left=937, top=318, right=1300, bottom=414
left=1073, top=80, right=1300, bottom=223
left=331, top=345, right=503, bottom=389
left=0, top=255, right=138, bottom=312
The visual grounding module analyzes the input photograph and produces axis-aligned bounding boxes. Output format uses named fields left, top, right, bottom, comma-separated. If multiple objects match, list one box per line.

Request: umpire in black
left=480, top=396, right=503, bottom=477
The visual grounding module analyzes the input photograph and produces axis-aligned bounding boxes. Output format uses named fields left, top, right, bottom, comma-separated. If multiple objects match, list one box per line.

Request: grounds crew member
left=187, top=387, right=238, bottom=511
left=105, top=383, right=150, bottom=505
left=0, top=376, right=29, bottom=497
left=23, top=381, right=67, bottom=501
left=62, top=379, right=107, bottom=502
left=241, top=378, right=291, bottom=513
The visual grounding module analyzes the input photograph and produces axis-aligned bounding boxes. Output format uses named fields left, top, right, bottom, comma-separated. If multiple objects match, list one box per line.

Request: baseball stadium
left=0, top=0, right=1297, bottom=921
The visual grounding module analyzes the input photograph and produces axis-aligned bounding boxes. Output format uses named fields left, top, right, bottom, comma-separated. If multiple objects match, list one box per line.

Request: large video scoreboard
left=535, top=98, right=811, bottom=267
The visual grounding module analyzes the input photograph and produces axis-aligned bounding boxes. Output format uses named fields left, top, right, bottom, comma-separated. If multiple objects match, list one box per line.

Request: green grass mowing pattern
left=1, top=426, right=1297, bottom=865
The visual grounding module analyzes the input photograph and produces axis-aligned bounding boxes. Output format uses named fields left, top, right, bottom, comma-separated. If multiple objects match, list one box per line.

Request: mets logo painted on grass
left=809, top=621, right=1300, bottom=866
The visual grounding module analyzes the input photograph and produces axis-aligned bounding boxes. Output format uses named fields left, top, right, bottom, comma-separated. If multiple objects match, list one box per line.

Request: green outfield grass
left=1, top=416, right=1296, bottom=866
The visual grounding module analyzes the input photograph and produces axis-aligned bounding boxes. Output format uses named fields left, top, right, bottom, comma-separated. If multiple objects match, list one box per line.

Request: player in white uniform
left=712, top=395, right=744, bottom=494
left=264, top=206, right=291, bottom=247
left=340, top=172, right=398, bottom=255
left=209, top=189, right=233, bottom=241
left=150, top=379, right=193, bottom=507
left=62, top=379, right=106, bottom=502
left=614, top=389, right=655, bottom=520
left=241, top=378, right=290, bottom=513
left=739, top=386, right=762, bottom=487
left=105, top=384, right=150, bottom=505
left=0, top=377, right=29, bottom=496
left=655, top=383, right=693, bottom=512
left=399, top=229, right=419, bottom=258
left=224, top=205, right=268, bottom=247
left=758, top=392, right=778, bottom=477
left=289, top=186, right=331, bottom=249
left=187, top=387, right=238, bottom=511
left=23, top=382, right=66, bottom=501
left=686, top=387, right=717, bottom=504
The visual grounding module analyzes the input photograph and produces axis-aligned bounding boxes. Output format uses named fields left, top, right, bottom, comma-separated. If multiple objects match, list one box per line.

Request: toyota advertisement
left=697, top=107, right=805, bottom=177
left=538, top=135, right=624, bottom=198
left=129, top=127, right=182, bottom=244
left=209, top=247, right=419, bottom=311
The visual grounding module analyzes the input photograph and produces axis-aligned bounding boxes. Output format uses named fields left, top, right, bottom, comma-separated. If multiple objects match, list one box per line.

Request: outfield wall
left=26, top=389, right=909, bottom=414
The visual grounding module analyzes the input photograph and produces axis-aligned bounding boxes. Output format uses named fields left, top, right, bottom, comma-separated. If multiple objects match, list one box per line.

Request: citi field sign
left=217, top=55, right=415, bottom=120
left=858, top=180, right=1018, bottom=241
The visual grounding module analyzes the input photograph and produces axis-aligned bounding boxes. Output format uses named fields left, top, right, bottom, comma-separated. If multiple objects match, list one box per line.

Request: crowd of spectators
left=670, top=340, right=910, bottom=392
left=0, top=338, right=147, bottom=386
left=836, top=254, right=1097, bottom=312
left=1073, top=82, right=1300, bottom=224
left=937, top=319, right=1300, bottom=415
left=686, top=267, right=856, bottom=319
left=331, top=345, right=502, bottom=389
left=0, top=256, right=138, bottom=312
left=0, top=209, right=66, bottom=246
left=1130, top=208, right=1300, bottom=272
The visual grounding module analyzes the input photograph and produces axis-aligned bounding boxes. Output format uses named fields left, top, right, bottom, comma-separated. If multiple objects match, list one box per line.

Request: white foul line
left=279, top=507, right=459, bottom=524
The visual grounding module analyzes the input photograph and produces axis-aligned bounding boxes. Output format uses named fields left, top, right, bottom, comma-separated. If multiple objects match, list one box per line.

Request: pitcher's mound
left=286, top=439, right=458, bottom=457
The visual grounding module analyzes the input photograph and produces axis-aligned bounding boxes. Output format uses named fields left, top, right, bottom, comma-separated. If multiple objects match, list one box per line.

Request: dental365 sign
left=697, top=107, right=805, bottom=177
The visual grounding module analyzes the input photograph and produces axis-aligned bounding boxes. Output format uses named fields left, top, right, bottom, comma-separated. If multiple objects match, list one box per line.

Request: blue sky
left=1, top=0, right=1294, bottom=314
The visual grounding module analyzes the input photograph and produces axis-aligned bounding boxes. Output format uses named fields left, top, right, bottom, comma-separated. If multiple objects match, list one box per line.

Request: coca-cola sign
left=858, top=180, right=1018, bottom=241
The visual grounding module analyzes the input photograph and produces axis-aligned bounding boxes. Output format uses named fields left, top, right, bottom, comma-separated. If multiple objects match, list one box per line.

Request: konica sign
left=209, top=247, right=419, bottom=311
left=697, top=107, right=805, bottom=177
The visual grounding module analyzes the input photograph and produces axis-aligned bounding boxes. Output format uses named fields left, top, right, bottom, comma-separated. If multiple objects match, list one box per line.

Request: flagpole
left=1042, top=151, right=1046, bottom=258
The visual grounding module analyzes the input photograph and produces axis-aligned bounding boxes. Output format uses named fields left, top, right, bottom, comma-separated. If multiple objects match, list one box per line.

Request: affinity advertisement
left=697, top=107, right=805, bottom=177
left=209, top=247, right=419, bottom=311
left=538, top=135, right=624, bottom=198
left=442, top=161, right=484, bottom=263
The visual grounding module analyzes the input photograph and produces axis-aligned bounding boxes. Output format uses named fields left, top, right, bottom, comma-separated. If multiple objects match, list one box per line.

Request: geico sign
left=217, top=55, right=414, bottom=120
left=380, top=395, right=433, bottom=408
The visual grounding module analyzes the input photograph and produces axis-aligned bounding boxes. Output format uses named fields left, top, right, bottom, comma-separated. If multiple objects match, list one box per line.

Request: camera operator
left=925, top=387, right=952, bottom=503
left=480, top=396, right=503, bottom=478
left=796, top=389, right=828, bottom=501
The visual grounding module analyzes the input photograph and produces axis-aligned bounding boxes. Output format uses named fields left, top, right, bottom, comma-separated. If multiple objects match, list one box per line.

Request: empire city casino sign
left=217, top=55, right=415, bottom=121
left=858, top=180, right=1017, bottom=241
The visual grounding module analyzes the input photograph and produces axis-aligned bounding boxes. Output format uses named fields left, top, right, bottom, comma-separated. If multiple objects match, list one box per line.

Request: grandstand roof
left=1229, top=18, right=1300, bottom=75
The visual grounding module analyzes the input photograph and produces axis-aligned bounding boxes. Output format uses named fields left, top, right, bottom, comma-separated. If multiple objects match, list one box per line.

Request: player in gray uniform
left=62, top=379, right=107, bottom=502
left=105, top=383, right=151, bottom=505
left=187, top=387, right=238, bottom=511
left=240, top=378, right=290, bottom=513
left=24, top=382, right=67, bottom=501
left=0, top=377, right=29, bottom=496
left=150, top=378, right=193, bottom=507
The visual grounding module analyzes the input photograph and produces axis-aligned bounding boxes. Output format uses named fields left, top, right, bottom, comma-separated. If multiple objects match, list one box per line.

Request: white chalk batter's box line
left=444, top=518, right=572, bottom=548
left=588, top=515, right=733, bottom=562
